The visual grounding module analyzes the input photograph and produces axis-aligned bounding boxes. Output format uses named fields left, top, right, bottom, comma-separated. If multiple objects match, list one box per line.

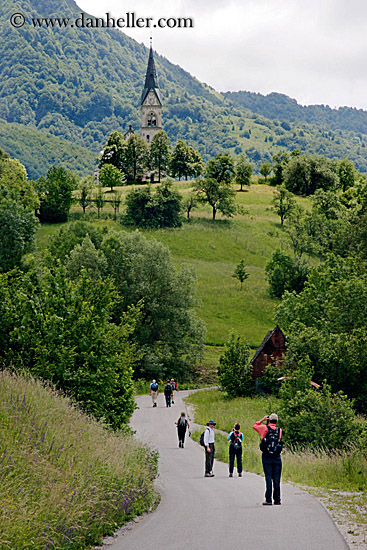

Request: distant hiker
left=175, top=411, right=190, bottom=448
left=227, top=422, right=244, bottom=477
left=204, top=420, right=216, bottom=477
left=253, top=413, right=283, bottom=505
left=149, top=379, right=159, bottom=407
left=164, top=380, right=173, bottom=407
left=170, top=378, right=178, bottom=404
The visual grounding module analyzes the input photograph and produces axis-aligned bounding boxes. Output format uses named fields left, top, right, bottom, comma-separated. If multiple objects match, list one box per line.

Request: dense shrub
left=265, top=249, right=309, bottom=298
left=124, top=181, right=182, bottom=228
left=218, top=334, right=254, bottom=397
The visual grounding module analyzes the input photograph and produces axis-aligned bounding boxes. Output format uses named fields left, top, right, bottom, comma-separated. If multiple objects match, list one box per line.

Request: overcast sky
left=78, top=0, right=367, bottom=110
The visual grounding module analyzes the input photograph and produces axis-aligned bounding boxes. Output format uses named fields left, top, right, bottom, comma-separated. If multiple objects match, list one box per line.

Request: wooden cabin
left=250, top=325, right=286, bottom=378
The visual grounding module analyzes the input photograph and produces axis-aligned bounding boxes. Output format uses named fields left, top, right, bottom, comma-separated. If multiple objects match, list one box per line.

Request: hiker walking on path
left=204, top=420, right=216, bottom=477
left=227, top=422, right=244, bottom=477
left=149, top=379, right=159, bottom=407
left=170, top=378, right=178, bottom=404
left=175, top=411, right=190, bottom=448
left=253, top=413, right=283, bottom=506
left=164, top=380, right=173, bottom=407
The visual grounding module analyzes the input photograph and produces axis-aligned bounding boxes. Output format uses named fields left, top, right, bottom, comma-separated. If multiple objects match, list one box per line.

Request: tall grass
left=186, top=389, right=367, bottom=492
left=0, top=371, right=158, bottom=550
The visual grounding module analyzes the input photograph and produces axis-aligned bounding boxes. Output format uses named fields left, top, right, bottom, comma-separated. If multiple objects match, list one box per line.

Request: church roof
left=141, top=46, right=162, bottom=106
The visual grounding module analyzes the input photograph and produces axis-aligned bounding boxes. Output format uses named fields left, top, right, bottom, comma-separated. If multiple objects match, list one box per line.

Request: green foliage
left=194, top=177, right=237, bottom=220
left=124, top=134, right=149, bottom=182
left=284, top=154, right=339, bottom=196
left=232, top=259, right=249, bottom=290
left=48, top=222, right=206, bottom=381
left=77, top=175, right=94, bottom=213
left=218, top=334, right=254, bottom=397
left=150, top=130, right=171, bottom=182
left=65, top=235, right=108, bottom=280
left=260, top=161, right=272, bottom=181
left=99, top=131, right=127, bottom=171
left=36, top=166, right=77, bottom=222
left=124, top=181, right=182, bottom=228
left=206, top=153, right=235, bottom=183
left=99, top=163, right=126, bottom=192
left=338, top=158, right=356, bottom=192
left=0, top=204, right=39, bottom=272
left=0, top=157, right=39, bottom=210
left=170, top=140, right=192, bottom=180
left=278, top=363, right=361, bottom=450
left=271, top=185, right=297, bottom=225
left=275, top=255, right=367, bottom=412
left=0, top=263, right=138, bottom=429
left=235, top=154, right=253, bottom=191
left=265, top=249, right=309, bottom=297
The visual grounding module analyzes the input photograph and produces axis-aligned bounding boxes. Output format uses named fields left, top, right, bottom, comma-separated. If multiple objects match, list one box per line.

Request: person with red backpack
left=253, top=413, right=283, bottom=506
left=227, top=422, right=244, bottom=477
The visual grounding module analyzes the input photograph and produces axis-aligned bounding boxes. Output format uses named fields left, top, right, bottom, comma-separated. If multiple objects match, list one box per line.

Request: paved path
left=103, top=390, right=348, bottom=550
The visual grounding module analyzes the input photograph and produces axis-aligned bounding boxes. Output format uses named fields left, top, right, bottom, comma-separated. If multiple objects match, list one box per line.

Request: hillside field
left=35, top=181, right=312, bottom=367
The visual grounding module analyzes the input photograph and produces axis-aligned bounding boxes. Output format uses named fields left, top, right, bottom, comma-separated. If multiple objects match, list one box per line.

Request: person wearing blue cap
left=204, top=420, right=216, bottom=477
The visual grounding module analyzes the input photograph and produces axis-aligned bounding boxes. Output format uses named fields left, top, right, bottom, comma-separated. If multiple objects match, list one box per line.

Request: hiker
left=164, top=380, right=173, bottom=407
left=253, top=413, right=283, bottom=505
left=175, top=411, right=190, bottom=448
left=149, top=379, right=159, bottom=407
left=227, top=422, right=244, bottom=477
left=170, top=378, right=178, bottom=404
left=204, top=420, right=216, bottom=477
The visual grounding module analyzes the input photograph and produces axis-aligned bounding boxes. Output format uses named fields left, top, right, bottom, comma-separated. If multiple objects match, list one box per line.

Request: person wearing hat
left=149, top=379, right=159, bottom=407
left=253, top=413, right=283, bottom=505
left=204, top=420, right=216, bottom=477
left=170, top=378, right=178, bottom=404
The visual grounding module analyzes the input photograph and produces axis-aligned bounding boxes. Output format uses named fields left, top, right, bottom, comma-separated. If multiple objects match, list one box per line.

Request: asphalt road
left=103, top=390, right=349, bottom=550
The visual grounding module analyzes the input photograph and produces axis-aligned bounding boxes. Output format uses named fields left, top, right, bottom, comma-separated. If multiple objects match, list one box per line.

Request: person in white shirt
left=204, top=420, right=216, bottom=477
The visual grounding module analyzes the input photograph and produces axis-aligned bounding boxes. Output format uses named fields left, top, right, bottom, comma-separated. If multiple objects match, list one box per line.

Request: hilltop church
left=140, top=42, right=163, bottom=143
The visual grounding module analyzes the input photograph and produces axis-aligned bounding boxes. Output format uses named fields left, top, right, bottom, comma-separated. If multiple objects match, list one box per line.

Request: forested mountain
left=2, top=0, right=367, bottom=177
left=224, top=90, right=367, bottom=138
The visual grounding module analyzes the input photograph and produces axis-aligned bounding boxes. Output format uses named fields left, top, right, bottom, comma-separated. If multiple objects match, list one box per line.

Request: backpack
left=151, top=382, right=158, bottom=391
left=164, top=384, right=172, bottom=395
left=178, top=417, right=187, bottom=429
left=200, top=427, right=209, bottom=447
left=231, top=430, right=242, bottom=450
left=260, top=426, right=283, bottom=456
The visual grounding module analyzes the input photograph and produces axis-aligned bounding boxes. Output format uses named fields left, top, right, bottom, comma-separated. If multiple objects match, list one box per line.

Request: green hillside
left=0, top=119, right=96, bottom=178
left=2, top=0, right=367, bottom=177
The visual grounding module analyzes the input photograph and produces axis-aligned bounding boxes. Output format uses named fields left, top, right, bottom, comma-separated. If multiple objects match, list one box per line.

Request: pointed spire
left=141, top=41, right=162, bottom=106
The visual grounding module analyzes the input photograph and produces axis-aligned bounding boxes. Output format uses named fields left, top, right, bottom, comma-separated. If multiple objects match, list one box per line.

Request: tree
left=0, top=263, right=138, bottom=428
left=187, top=147, right=205, bottom=179
left=36, top=166, right=77, bottom=223
left=99, top=164, right=126, bottom=192
left=265, top=249, right=309, bottom=298
left=112, top=191, right=122, bottom=220
left=283, top=154, right=338, bottom=196
left=275, top=255, right=367, bottom=412
left=99, top=131, right=127, bottom=171
left=77, top=175, right=93, bottom=214
left=170, top=140, right=191, bottom=180
left=124, top=134, right=149, bottom=182
left=338, top=158, right=355, bottom=192
left=232, top=260, right=249, bottom=290
left=0, top=157, right=39, bottom=211
left=150, top=130, right=171, bottom=182
left=206, top=153, right=235, bottom=184
left=271, top=185, right=297, bottom=225
left=218, top=333, right=254, bottom=397
left=270, top=151, right=289, bottom=187
left=183, top=192, right=198, bottom=220
left=235, top=155, right=252, bottom=191
left=260, top=161, right=272, bottom=182
left=194, top=177, right=237, bottom=220
left=0, top=204, right=39, bottom=272
left=124, top=181, right=182, bottom=228
left=65, top=235, right=108, bottom=280
left=94, top=185, right=105, bottom=218
left=101, top=231, right=205, bottom=379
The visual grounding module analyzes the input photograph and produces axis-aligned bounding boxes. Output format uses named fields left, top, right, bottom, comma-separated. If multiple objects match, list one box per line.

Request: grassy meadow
left=35, top=181, right=311, bottom=354
left=0, top=370, right=158, bottom=550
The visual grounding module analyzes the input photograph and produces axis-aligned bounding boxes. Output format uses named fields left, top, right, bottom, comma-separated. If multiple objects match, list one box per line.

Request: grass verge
left=0, top=370, right=159, bottom=550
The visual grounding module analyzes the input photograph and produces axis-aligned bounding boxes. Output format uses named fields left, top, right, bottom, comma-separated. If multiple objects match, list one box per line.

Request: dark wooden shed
left=250, top=325, right=286, bottom=379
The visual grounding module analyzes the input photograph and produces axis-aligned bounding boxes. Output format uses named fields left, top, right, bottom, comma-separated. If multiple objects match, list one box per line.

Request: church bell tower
left=141, top=40, right=163, bottom=144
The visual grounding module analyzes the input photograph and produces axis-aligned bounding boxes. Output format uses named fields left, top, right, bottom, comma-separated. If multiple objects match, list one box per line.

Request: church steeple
left=141, top=41, right=163, bottom=144
left=141, top=43, right=162, bottom=106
